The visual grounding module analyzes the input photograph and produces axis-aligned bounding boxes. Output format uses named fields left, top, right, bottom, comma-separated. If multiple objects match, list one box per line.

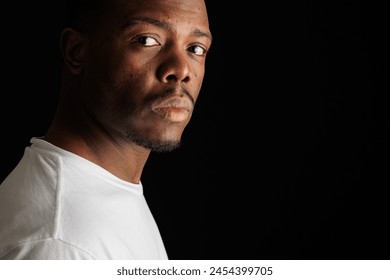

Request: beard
left=124, top=130, right=182, bottom=153
left=103, top=85, right=189, bottom=153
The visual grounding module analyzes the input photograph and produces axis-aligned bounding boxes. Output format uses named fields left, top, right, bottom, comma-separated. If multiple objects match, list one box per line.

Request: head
left=61, top=0, right=212, bottom=152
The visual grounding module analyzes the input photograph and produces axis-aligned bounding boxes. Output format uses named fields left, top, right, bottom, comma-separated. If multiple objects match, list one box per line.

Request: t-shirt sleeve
left=1, top=239, right=95, bottom=260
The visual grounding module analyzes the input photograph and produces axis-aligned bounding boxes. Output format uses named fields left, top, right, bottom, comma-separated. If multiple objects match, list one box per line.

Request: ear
left=60, top=28, right=86, bottom=75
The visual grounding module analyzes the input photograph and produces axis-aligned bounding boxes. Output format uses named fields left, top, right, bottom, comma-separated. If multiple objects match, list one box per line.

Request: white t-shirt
left=0, top=138, right=168, bottom=260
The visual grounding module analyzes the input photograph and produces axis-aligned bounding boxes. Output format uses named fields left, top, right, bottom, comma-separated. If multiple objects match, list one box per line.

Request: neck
left=44, top=95, right=150, bottom=184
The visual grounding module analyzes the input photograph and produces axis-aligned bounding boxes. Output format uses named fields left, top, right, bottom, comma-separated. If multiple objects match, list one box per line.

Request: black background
left=1, top=1, right=388, bottom=260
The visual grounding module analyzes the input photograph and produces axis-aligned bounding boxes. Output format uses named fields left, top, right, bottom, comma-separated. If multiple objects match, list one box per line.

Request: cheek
left=193, top=65, right=206, bottom=92
left=84, top=67, right=142, bottom=116
left=193, top=78, right=205, bottom=102
left=107, top=64, right=145, bottom=96
left=109, top=54, right=152, bottom=89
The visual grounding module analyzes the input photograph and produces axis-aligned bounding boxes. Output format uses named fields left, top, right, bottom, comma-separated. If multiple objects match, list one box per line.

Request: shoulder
left=0, top=238, right=95, bottom=260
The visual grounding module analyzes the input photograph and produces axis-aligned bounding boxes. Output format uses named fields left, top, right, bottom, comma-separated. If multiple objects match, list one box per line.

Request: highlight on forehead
left=66, top=0, right=212, bottom=41
left=122, top=16, right=212, bottom=42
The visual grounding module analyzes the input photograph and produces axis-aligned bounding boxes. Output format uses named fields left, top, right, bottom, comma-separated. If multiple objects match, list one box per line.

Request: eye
left=136, top=36, right=160, bottom=47
left=188, top=45, right=207, bottom=56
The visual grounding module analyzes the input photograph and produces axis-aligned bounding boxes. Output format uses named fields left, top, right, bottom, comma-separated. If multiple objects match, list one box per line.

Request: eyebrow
left=122, top=16, right=213, bottom=42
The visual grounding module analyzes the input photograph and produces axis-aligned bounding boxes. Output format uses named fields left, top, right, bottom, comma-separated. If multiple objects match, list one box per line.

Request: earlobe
left=60, top=28, right=86, bottom=75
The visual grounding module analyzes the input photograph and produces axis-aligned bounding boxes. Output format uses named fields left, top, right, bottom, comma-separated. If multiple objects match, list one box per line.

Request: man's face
left=79, top=0, right=212, bottom=152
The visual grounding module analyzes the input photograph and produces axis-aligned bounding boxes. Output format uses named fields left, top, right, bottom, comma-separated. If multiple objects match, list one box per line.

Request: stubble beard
left=124, top=130, right=182, bottom=153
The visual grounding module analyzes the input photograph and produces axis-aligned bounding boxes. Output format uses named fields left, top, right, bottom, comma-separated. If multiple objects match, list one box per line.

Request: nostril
left=165, top=74, right=177, bottom=82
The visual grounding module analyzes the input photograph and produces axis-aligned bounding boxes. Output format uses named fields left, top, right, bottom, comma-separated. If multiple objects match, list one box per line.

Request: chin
left=141, top=138, right=182, bottom=153
left=126, top=132, right=181, bottom=152
left=124, top=124, right=186, bottom=152
left=150, top=141, right=182, bottom=153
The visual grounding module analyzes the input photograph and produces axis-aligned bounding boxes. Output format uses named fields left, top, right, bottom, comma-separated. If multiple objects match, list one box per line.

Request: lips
left=151, top=97, right=193, bottom=122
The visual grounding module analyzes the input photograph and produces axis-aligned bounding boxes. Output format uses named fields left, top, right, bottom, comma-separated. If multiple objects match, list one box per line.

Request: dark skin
left=44, top=0, right=212, bottom=184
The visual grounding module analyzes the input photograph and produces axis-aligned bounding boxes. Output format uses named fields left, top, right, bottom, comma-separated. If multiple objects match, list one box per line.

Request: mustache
left=147, top=87, right=195, bottom=107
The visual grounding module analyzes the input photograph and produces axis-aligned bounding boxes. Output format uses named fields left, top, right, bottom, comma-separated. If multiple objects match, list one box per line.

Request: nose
left=157, top=48, right=191, bottom=84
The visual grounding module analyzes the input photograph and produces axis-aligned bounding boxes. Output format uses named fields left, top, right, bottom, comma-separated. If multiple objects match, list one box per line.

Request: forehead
left=107, top=0, right=210, bottom=28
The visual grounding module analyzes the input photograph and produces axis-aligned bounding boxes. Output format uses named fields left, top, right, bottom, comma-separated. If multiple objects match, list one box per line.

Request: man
left=0, top=0, right=212, bottom=260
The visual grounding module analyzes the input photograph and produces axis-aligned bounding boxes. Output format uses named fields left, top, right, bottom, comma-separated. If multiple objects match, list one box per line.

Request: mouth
left=151, top=97, right=193, bottom=122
